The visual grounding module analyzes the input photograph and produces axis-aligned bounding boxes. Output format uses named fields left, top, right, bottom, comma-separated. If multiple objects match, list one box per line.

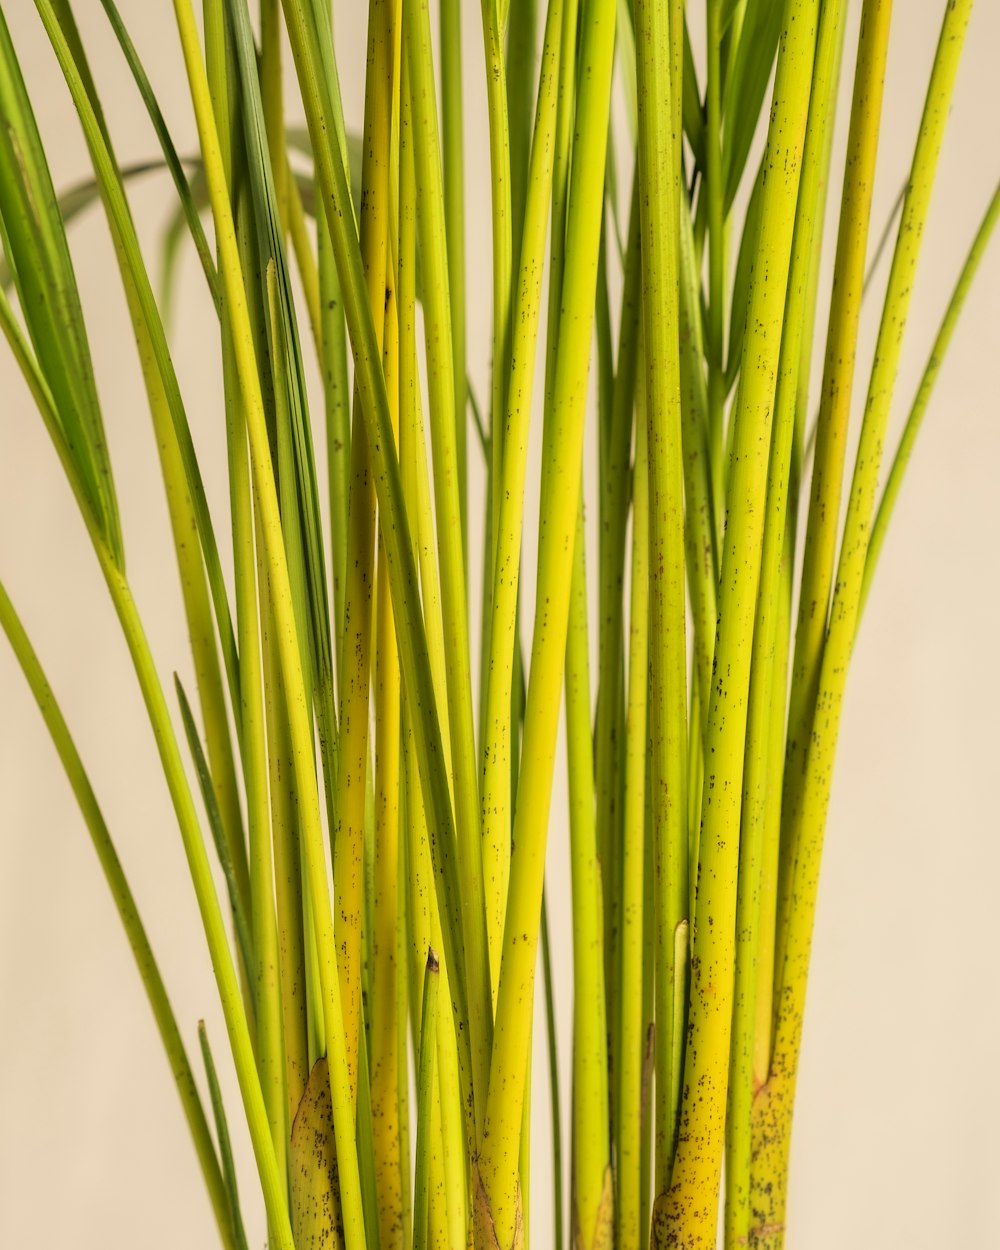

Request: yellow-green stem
left=616, top=388, right=649, bottom=1250
left=704, top=0, right=727, bottom=537
left=781, top=0, right=894, bottom=921
left=479, top=0, right=513, bottom=596
left=476, top=1, right=617, bottom=1246
left=862, top=175, right=1000, bottom=612
left=46, top=0, right=250, bottom=952
left=723, top=8, right=845, bottom=1238
left=440, top=0, right=467, bottom=562
left=634, top=0, right=687, bottom=1200
left=757, top=6, right=975, bottom=1243
left=333, top=0, right=397, bottom=1109
left=566, top=498, right=612, bottom=1250
left=403, top=0, right=493, bottom=1133
left=372, top=255, right=405, bottom=1250
left=173, top=6, right=369, bottom=1247
left=481, top=0, right=567, bottom=1006
left=651, top=1, right=819, bottom=1243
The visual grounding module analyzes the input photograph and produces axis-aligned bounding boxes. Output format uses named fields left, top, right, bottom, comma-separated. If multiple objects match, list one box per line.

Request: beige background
left=1, top=1, right=998, bottom=1246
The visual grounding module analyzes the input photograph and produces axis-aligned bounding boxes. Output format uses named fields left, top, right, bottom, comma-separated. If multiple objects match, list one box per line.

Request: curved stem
left=0, top=582, right=236, bottom=1250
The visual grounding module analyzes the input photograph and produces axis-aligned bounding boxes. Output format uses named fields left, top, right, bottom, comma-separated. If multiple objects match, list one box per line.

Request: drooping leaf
left=96, top=0, right=219, bottom=305
left=38, top=0, right=243, bottom=740
left=0, top=161, right=167, bottom=292
left=0, top=6, right=123, bottom=565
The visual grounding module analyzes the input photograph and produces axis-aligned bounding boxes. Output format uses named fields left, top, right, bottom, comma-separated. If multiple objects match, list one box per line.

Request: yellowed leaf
left=289, top=1058, right=344, bottom=1250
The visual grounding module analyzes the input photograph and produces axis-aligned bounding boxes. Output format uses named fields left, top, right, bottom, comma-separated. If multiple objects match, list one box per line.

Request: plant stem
left=372, top=219, right=405, bottom=1250
left=634, top=0, right=687, bottom=1200
left=0, top=582, right=236, bottom=1250
left=173, top=5, right=370, bottom=1245
left=758, top=6, right=975, bottom=1242
left=440, top=0, right=467, bottom=565
left=617, top=389, right=649, bottom=1250
left=413, top=950, right=440, bottom=1250
left=724, top=9, right=845, bottom=1242
left=476, top=0, right=617, bottom=1243
left=108, top=547, right=296, bottom=1248
left=862, top=175, right=1000, bottom=611
left=403, top=0, right=493, bottom=1133
left=479, top=0, right=513, bottom=592
left=650, top=1, right=820, bottom=1242
left=704, top=0, right=727, bottom=534
left=782, top=0, right=894, bottom=921
left=566, top=498, right=612, bottom=1250
left=481, top=0, right=567, bottom=1008
left=334, top=0, right=397, bottom=1110
left=44, top=0, right=249, bottom=948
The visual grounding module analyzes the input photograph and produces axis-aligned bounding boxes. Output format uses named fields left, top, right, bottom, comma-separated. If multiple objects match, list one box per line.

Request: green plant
left=0, top=1, right=995, bottom=1248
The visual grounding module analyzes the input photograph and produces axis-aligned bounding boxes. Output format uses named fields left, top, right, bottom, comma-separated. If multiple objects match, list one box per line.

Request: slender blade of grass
left=198, top=1023, right=251, bottom=1250
left=0, top=9, right=122, bottom=565
left=176, top=676, right=255, bottom=992
left=0, top=582, right=235, bottom=1250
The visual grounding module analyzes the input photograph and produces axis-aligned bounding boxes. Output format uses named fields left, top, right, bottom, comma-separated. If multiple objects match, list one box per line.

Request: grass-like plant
left=1, top=0, right=996, bottom=1247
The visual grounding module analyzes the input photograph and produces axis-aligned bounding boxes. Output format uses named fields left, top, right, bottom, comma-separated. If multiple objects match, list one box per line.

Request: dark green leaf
left=0, top=7, right=123, bottom=564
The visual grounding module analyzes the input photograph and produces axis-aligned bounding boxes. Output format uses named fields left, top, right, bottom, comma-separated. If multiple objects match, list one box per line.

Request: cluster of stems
left=0, top=0, right=995, bottom=1248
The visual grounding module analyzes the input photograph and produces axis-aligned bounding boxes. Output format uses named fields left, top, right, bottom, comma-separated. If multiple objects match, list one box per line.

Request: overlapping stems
left=0, top=1, right=995, bottom=1249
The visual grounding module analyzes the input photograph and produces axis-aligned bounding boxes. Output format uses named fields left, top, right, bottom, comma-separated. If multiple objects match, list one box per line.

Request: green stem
left=198, top=1023, right=251, bottom=1250
left=782, top=0, right=894, bottom=908
left=540, top=891, right=564, bottom=1250
left=723, top=8, right=845, bottom=1242
left=651, top=1, right=819, bottom=1242
left=206, top=25, right=308, bottom=1117
left=617, top=389, right=649, bottom=1250
left=481, top=0, right=567, bottom=1008
left=566, top=498, right=612, bottom=1250
left=634, top=0, right=687, bottom=1200
left=372, top=245, right=405, bottom=1250
left=333, top=0, right=396, bottom=1109
left=476, top=1, right=618, bottom=1246
left=480, top=0, right=513, bottom=589
left=676, top=184, right=719, bottom=747
left=759, top=5, right=974, bottom=1244
left=440, top=0, right=468, bottom=565
left=413, top=950, right=440, bottom=1250
left=108, top=546, right=295, bottom=1248
left=173, top=5, right=369, bottom=1246
left=403, top=0, right=493, bottom=1134
left=2, top=212, right=291, bottom=1242
left=705, top=0, right=727, bottom=536
left=41, top=0, right=249, bottom=942
left=862, top=176, right=1000, bottom=611
left=595, top=179, right=640, bottom=1112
